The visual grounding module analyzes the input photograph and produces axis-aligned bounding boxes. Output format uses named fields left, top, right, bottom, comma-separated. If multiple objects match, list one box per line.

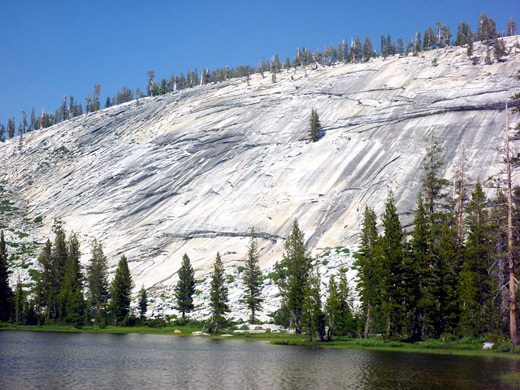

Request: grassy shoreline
left=2, top=323, right=520, bottom=360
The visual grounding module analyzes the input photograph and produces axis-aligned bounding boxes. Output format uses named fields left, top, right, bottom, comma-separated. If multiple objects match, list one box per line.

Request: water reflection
left=0, top=331, right=518, bottom=390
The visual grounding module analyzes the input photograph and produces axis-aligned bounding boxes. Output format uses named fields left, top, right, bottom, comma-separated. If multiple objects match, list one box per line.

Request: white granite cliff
left=1, top=38, right=520, bottom=319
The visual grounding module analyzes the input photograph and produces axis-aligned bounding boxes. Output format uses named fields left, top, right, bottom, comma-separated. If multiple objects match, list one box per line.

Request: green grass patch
left=15, top=231, right=29, bottom=239
left=28, top=269, right=40, bottom=281
left=0, top=200, right=15, bottom=212
left=265, top=271, right=280, bottom=281
left=50, top=146, right=72, bottom=159
left=500, top=372, right=520, bottom=387
left=335, top=246, right=350, bottom=254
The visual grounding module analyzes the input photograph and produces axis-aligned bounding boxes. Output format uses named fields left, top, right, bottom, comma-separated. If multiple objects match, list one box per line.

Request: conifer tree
left=354, top=206, right=380, bottom=338
left=415, top=32, right=422, bottom=54
left=34, top=240, right=54, bottom=320
left=459, top=181, right=492, bottom=336
left=309, top=108, right=321, bottom=142
left=59, top=234, right=85, bottom=325
left=301, top=268, right=325, bottom=342
left=507, top=18, right=517, bottom=36
left=436, top=216, right=461, bottom=334
left=325, top=272, right=353, bottom=339
left=30, top=108, right=36, bottom=131
left=13, top=278, right=24, bottom=323
left=209, top=252, right=229, bottom=333
left=243, top=228, right=263, bottom=323
left=275, top=219, right=312, bottom=333
left=0, top=231, right=13, bottom=322
left=110, top=255, right=133, bottom=324
left=363, top=35, right=373, bottom=61
left=174, top=253, right=195, bottom=320
left=138, top=285, right=147, bottom=320
left=494, top=38, right=506, bottom=62
left=407, top=193, right=432, bottom=340
left=380, top=191, right=406, bottom=339
left=325, top=274, right=341, bottom=339
left=338, top=271, right=354, bottom=335
left=87, top=240, right=109, bottom=318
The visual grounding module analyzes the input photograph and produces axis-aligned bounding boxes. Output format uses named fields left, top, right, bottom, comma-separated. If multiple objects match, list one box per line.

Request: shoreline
left=2, top=323, right=520, bottom=360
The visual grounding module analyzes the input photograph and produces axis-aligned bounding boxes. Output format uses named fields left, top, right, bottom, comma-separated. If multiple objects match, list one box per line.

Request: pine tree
left=13, top=278, right=25, bottom=323
left=243, top=228, right=263, bottom=323
left=507, top=18, right=517, bottom=36
left=352, top=36, right=362, bottom=62
left=415, top=32, right=422, bottom=54
left=325, top=274, right=341, bottom=340
left=459, top=181, right=492, bottom=336
left=338, top=271, right=354, bottom=335
left=309, top=108, right=321, bottom=142
left=30, top=108, right=36, bottom=131
left=381, top=35, right=387, bottom=58
left=494, top=38, right=506, bottom=62
left=58, top=233, right=85, bottom=326
left=406, top=193, right=432, bottom=340
left=0, top=231, right=13, bottom=322
left=363, top=35, right=373, bottom=61
left=110, top=255, right=134, bottom=324
left=380, top=191, right=406, bottom=339
left=92, top=84, right=101, bottom=112
left=436, top=216, right=461, bottom=334
left=138, top=285, right=147, bottom=320
left=209, top=252, right=229, bottom=333
left=174, top=253, right=195, bottom=320
left=275, top=219, right=312, bottom=333
left=301, top=268, right=325, bottom=342
left=87, top=239, right=109, bottom=318
left=397, top=39, right=404, bottom=55
left=354, top=206, right=380, bottom=338
left=34, top=240, right=54, bottom=320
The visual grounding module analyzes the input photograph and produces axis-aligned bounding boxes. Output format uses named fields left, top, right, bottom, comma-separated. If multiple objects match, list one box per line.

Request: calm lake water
left=0, top=330, right=519, bottom=390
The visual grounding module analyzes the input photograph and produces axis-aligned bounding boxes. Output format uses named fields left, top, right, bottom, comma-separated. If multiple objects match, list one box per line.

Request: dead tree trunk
left=506, top=104, right=519, bottom=345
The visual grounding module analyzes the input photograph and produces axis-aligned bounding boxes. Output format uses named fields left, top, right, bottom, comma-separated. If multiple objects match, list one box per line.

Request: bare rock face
left=1, top=37, right=520, bottom=292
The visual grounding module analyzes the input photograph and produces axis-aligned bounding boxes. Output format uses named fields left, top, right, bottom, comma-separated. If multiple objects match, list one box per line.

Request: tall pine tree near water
left=459, top=181, right=492, bottom=336
left=354, top=206, right=381, bottom=338
left=58, top=234, right=85, bottom=326
left=87, top=240, right=109, bottom=318
left=209, top=252, right=229, bottom=333
left=243, top=228, right=263, bottom=323
left=275, top=219, right=312, bottom=333
left=138, top=285, right=147, bottom=320
left=174, top=253, right=195, bottom=320
left=380, top=191, right=406, bottom=339
left=110, top=255, right=133, bottom=324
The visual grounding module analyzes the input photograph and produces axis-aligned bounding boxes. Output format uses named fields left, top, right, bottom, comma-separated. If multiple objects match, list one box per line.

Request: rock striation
left=1, top=37, right=520, bottom=304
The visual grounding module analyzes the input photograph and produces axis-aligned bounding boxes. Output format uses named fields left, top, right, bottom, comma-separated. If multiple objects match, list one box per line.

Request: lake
left=0, top=330, right=519, bottom=389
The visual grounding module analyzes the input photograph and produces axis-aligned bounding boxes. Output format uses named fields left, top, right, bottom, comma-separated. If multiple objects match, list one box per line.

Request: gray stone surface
left=1, top=38, right=520, bottom=310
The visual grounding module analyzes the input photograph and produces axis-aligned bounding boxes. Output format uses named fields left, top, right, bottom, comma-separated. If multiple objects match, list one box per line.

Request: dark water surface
left=1, top=330, right=519, bottom=389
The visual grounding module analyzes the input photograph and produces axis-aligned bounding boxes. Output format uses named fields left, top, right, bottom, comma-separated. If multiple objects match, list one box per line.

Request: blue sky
left=1, top=0, right=518, bottom=127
